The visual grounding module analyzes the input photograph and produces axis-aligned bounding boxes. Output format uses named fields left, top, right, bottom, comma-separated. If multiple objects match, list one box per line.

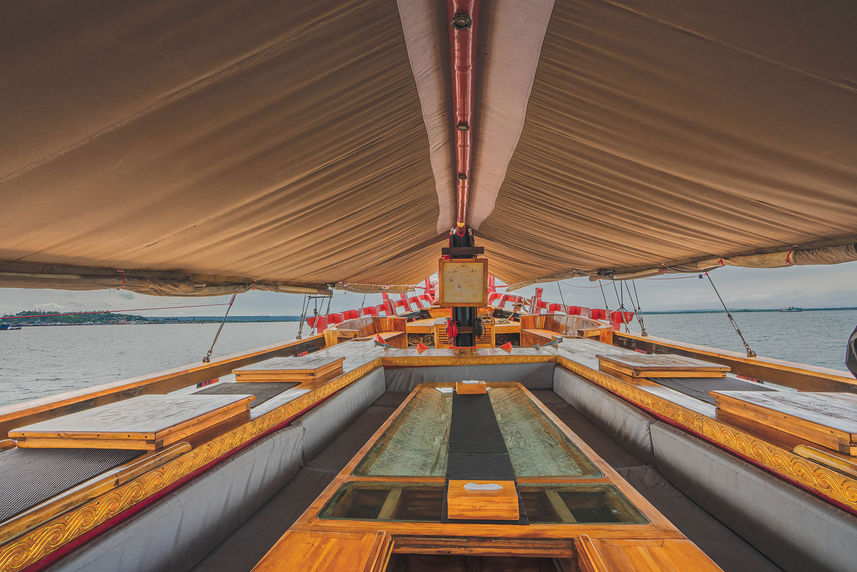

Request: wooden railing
left=0, top=335, right=325, bottom=438
left=613, top=332, right=857, bottom=393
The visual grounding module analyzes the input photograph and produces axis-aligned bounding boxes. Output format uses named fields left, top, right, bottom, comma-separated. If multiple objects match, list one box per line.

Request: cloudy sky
left=1, top=261, right=855, bottom=318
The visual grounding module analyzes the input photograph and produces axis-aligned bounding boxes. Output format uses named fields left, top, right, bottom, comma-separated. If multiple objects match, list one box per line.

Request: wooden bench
left=324, top=316, right=407, bottom=348
left=520, top=313, right=613, bottom=346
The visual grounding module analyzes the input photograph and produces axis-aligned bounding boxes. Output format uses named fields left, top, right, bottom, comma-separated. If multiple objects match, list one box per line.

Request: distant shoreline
left=643, top=307, right=857, bottom=314
left=4, top=307, right=857, bottom=326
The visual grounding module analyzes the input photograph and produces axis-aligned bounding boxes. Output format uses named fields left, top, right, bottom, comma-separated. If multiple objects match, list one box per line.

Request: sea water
left=0, top=311, right=855, bottom=408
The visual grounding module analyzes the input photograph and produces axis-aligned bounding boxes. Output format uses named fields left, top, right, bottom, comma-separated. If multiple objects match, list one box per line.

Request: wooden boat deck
left=258, top=382, right=720, bottom=570
left=193, top=391, right=410, bottom=572
left=192, top=382, right=299, bottom=408
left=559, top=339, right=776, bottom=415
left=194, top=388, right=776, bottom=572
left=554, top=338, right=857, bottom=515
left=1, top=333, right=854, bottom=570
left=651, top=377, right=773, bottom=405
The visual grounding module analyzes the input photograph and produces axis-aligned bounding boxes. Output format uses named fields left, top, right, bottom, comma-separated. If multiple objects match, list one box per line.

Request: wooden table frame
left=259, top=382, right=707, bottom=567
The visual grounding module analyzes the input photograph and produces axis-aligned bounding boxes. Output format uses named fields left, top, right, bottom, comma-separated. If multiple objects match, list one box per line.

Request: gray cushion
left=56, top=425, right=304, bottom=572
left=651, top=423, right=857, bottom=572
left=553, top=367, right=655, bottom=464
left=294, top=368, right=385, bottom=461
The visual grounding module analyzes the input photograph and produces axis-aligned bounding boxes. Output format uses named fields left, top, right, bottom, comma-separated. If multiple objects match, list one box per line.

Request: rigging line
left=650, top=276, right=698, bottom=281
left=610, top=279, right=630, bottom=333
left=1, top=303, right=230, bottom=320
left=704, top=272, right=756, bottom=357
left=557, top=282, right=567, bottom=309
left=296, top=295, right=309, bottom=340
left=310, top=297, right=320, bottom=336
left=626, top=280, right=648, bottom=337
left=559, top=280, right=602, bottom=289
left=202, top=293, right=237, bottom=363
left=324, top=291, right=333, bottom=321
left=598, top=280, right=611, bottom=312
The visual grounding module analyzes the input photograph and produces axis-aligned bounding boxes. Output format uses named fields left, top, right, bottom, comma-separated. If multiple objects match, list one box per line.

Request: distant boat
left=781, top=306, right=803, bottom=312
left=0, top=324, right=21, bottom=330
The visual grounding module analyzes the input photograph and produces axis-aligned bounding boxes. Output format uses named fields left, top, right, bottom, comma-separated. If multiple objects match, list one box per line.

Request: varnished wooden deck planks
left=576, top=537, right=722, bottom=572
left=253, top=530, right=392, bottom=571
left=263, top=382, right=718, bottom=571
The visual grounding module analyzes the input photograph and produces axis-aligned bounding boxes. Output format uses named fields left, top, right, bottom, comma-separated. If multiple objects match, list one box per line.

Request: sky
left=1, top=262, right=855, bottom=318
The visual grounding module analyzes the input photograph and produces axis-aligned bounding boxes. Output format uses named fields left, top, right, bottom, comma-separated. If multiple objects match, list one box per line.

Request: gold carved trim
left=556, top=356, right=857, bottom=512
left=0, top=359, right=382, bottom=571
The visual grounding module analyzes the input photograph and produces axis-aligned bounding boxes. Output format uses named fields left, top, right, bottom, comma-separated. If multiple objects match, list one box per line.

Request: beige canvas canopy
left=1, top=0, right=856, bottom=294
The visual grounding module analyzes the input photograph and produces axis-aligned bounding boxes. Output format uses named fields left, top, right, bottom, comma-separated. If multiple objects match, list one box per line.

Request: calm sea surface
left=1, top=311, right=855, bottom=408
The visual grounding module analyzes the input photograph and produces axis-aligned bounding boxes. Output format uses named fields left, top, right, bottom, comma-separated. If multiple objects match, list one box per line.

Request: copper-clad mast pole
left=445, top=1, right=481, bottom=349
left=448, top=0, right=478, bottom=229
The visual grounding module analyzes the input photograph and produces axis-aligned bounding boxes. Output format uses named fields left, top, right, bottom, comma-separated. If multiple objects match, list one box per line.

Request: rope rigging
left=324, top=291, right=333, bottom=321
left=610, top=278, right=631, bottom=333
left=625, top=280, right=648, bottom=337
left=296, top=294, right=310, bottom=340
left=558, top=280, right=603, bottom=289
left=703, top=272, right=756, bottom=357
left=598, top=280, right=611, bottom=312
left=297, top=292, right=335, bottom=337
left=202, top=293, right=237, bottom=363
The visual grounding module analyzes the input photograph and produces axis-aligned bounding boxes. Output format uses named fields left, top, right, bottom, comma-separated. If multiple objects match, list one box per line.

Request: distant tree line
left=1, top=311, right=302, bottom=325
left=2, top=310, right=150, bottom=325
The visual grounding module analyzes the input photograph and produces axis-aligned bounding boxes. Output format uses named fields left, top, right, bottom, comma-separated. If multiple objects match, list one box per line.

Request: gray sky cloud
left=1, top=262, right=855, bottom=318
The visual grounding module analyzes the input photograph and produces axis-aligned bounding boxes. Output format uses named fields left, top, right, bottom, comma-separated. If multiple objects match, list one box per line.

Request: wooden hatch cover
left=712, top=391, right=857, bottom=455
left=597, top=353, right=730, bottom=378
left=10, top=394, right=253, bottom=451
left=233, top=355, right=345, bottom=384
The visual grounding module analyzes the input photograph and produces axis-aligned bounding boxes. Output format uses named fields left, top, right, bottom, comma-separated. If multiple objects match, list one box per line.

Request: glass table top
left=354, top=385, right=600, bottom=478
left=320, top=384, right=648, bottom=527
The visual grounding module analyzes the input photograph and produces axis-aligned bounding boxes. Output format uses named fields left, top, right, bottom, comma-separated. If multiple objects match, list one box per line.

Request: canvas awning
left=2, top=0, right=856, bottom=294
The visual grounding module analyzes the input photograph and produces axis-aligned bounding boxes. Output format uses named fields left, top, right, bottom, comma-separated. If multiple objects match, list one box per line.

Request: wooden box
left=455, top=380, right=487, bottom=394
left=446, top=480, right=520, bottom=521
left=437, top=258, right=488, bottom=307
